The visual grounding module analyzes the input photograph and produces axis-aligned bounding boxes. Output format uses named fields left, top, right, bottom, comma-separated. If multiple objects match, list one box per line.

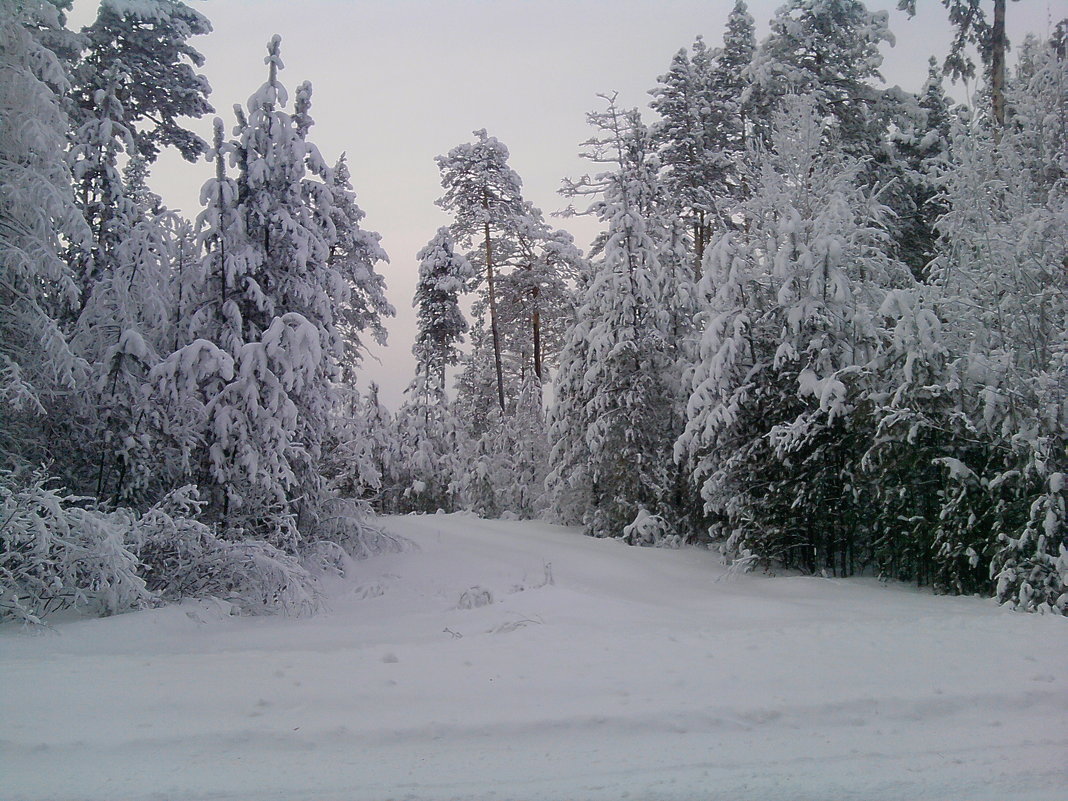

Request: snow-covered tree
left=649, top=3, right=756, bottom=276
left=456, top=372, right=550, bottom=520
left=677, top=95, right=912, bottom=573
left=493, top=217, right=580, bottom=384
left=926, top=40, right=1067, bottom=608
left=197, top=38, right=313, bottom=544
left=897, top=0, right=1013, bottom=127
left=744, top=0, right=898, bottom=156
left=889, top=57, right=953, bottom=280
left=327, top=153, right=393, bottom=376
left=72, top=0, right=213, bottom=162
left=191, top=118, right=253, bottom=356
left=382, top=228, right=474, bottom=515
left=70, top=206, right=192, bottom=506
left=63, top=60, right=204, bottom=505
left=0, top=0, right=88, bottom=470
left=363, top=383, right=396, bottom=497
left=711, top=0, right=758, bottom=149
left=66, top=60, right=141, bottom=305
left=436, top=130, right=525, bottom=412
left=498, top=372, right=551, bottom=518
left=389, top=392, right=463, bottom=515
left=178, top=36, right=389, bottom=550
left=649, top=37, right=718, bottom=275
left=412, top=228, right=473, bottom=398
left=436, top=130, right=578, bottom=414
left=60, top=1, right=213, bottom=505
left=0, top=470, right=149, bottom=624
left=433, top=133, right=577, bottom=516
left=548, top=97, right=683, bottom=541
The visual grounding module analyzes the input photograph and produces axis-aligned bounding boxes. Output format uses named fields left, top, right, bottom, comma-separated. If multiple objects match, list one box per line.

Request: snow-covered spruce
left=549, top=95, right=695, bottom=542
left=676, top=94, right=912, bottom=575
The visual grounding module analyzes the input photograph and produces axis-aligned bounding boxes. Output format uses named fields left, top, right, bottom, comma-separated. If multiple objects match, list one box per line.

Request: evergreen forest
left=2, top=0, right=1065, bottom=624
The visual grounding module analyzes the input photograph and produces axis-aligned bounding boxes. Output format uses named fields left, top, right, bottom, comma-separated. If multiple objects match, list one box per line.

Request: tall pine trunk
left=532, top=284, right=542, bottom=381
left=481, top=198, right=506, bottom=412
left=693, top=210, right=705, bottom=281
left=991, top=0, right=1006, bottom=129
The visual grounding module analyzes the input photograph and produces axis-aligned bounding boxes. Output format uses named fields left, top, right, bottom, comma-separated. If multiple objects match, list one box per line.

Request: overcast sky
left=70, top=0, right=1060, bottom=409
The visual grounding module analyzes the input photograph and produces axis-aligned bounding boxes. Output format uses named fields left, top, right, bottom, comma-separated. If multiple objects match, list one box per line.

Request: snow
left=3, top=513, right=1066, bottom=801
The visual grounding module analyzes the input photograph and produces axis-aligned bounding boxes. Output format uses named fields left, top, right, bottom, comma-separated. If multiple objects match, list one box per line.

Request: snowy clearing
left=2, top=513, right=1066, bottom=801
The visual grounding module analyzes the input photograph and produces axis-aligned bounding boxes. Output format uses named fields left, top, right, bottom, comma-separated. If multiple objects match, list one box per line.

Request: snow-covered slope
left=2, top=514, right=1065, bottom=801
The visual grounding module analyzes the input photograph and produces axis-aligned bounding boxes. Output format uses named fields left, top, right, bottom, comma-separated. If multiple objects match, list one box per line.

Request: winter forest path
left=2, top=513, right=1066, bottom=800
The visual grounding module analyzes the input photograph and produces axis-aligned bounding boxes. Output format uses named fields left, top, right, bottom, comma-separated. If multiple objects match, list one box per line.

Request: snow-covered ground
left=2, top=514, right=1066, bottom=801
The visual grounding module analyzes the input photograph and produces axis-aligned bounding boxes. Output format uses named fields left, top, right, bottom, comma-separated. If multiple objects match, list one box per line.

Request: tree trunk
left=482, top=211, right=506, bottom=413
left=532, top=285, right=542, bottom=381
left=991, top=0, right=1007, bottom=130
left=694, top=211, right=705, bottom=282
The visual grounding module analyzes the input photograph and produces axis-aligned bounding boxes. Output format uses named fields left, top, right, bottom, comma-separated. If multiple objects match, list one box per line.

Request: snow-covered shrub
left=129, top=485, right=319, bottom=616
left=622, top=508, right=674, bottom=547
left=0, top=471, right=149, bottom=624
left=303, top=496, right=409, bottom=569
left=991, top=473, right=1068, bottom=614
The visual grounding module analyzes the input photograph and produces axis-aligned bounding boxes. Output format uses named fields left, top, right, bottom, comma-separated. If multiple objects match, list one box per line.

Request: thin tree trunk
left=214, top=127, right=228, bottom=311
left=991, top=0, right=1007, bottom=130
left=482, top=210, right=506, bottom=413
left=694, top=211, right=705, bottom=282
left=532, top=285, right=542, bottom=382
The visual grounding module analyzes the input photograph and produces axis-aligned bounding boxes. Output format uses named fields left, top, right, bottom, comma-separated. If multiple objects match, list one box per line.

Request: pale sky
left=69, top=0, right=1061, bottom=409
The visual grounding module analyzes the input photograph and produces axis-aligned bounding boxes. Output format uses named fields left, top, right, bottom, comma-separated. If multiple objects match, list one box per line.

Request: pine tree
left=711, top=1, right=757, bottom=147
left=926, top=39, right=1067, bottom=607
left=436, top=130, right=526, bottom=412
left=677, top=95, right=912, bottom=573
left=1, top=0, right=89, bottom=470
left=438, top=134, right=580, bottom=389
left=60, top=1, right=213, bottom=503
left=66, top=62, right=139, bottom=305
left=500, top=372, right=551, bottom=518
left=327, top=153, right=393, bottom=376
left=183, top=36, right=388, bottom=549
left=493, top=215, right=580, bottom=384
left=382, top=227, right=474, bottom=515
left=649, top=39, right=716, bottom=276
left=649, top=2, right=757, bottom=277
left=64, top=60, right=199, bottom=505
left=390, top=391, right=463, bottom=514
left=412, top=227, right=474, bottom=399
left=73, top=0, right=213, bottom=162
left=359, top=382, right=397, bottom=508
left=889, top=57, right=953, bottom=280
left=744, top=0, right=896, bottom=155
left=70, top=199, right=192, bottom=505
left=897, top=0, right=1011, bottom=127
left=435, top=133, right=577, bottom=516
left=548, top=97, right=681, bottom=541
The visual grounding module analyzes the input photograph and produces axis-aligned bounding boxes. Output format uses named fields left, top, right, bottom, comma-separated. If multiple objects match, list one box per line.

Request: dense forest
left=2, top=0, right=1065, bottom=624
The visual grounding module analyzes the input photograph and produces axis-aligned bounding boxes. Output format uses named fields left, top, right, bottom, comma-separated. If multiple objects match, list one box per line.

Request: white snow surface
left=2, top=514, right=1066, bottom=801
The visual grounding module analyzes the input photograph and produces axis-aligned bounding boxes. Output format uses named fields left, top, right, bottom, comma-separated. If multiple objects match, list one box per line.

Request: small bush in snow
left=0, top=471, right=149, bottom=624
left=621, top=508, right=663, bottom=546
left=130, top=486, right=319, bottom=616
left=306, top=496, right=410, bottom=569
